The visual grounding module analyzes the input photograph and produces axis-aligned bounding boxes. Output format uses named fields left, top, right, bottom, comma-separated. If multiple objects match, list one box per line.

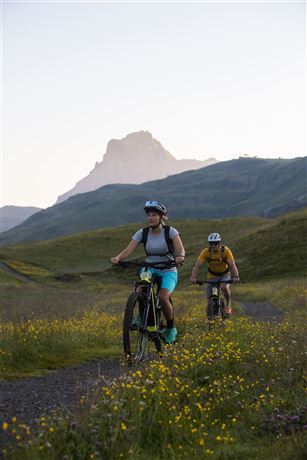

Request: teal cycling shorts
left=150, top=269, right=178, bottom=294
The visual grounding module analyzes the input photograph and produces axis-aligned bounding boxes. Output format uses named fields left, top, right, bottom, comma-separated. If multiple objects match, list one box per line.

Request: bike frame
left=134, top=276, right=161, bottom=334
left=118, top=260, right=177, bottom=361
left=196, top=279, right=233, bottom=325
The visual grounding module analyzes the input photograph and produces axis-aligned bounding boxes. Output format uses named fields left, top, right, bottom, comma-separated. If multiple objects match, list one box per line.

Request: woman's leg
left=158, top=288, right=173, bottom=323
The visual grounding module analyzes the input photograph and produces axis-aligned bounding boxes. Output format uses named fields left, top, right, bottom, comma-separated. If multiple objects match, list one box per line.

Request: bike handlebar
left=195, top=279, right=233, bottom=286
left=113, top=260, right=178, bottom=269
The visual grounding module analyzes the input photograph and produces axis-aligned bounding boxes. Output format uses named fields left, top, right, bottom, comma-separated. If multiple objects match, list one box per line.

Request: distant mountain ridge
left=0, top=206, right=42, bottom=233
left=56, top=131, right=217, bottom=203
left=1, top=157, right=306, bottom=246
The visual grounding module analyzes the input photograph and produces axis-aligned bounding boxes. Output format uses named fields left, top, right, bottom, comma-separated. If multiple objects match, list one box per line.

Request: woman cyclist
left=111, top=200, right=185, bottom=344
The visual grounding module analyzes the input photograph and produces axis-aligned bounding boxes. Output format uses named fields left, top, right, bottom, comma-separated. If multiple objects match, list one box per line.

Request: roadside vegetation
left=0, top=209, right=306, bottom=458
left=2, top=284, right=306, bottom=459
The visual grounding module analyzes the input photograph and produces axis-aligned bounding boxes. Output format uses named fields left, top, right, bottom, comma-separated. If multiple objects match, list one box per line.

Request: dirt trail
left=0, top=302, right=283, bottom=455
left=240, top=301, right=283, bottom=322
left=0, top=262, right=35, bottom=284
left=0, top=359, right=123, bottom=455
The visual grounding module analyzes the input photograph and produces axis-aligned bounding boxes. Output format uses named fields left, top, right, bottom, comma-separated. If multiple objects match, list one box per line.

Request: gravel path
left=0, top=262, right=35, bottom=284
left=240, top=301, right=283, bottom=322
left=0, top=359, right=122, bottom=455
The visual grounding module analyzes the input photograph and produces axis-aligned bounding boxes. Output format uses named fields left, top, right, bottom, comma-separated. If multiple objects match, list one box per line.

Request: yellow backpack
left=206, top=245, right=230, bottom=276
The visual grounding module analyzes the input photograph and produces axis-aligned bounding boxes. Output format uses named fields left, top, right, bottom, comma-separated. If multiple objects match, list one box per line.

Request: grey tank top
left=132, top=226, right=179, bottom=272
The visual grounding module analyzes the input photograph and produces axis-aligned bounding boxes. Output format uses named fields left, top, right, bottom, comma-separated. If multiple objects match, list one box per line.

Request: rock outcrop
left=57, top=131, right=216, bottom=203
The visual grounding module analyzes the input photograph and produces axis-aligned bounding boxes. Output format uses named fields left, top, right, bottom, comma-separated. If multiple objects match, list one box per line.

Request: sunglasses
left=209, top=242, right=220, bottom=246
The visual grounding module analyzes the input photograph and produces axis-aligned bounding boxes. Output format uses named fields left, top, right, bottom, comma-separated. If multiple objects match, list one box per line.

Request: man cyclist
left=111, top=200, right=185, bottom=344
left=190, top=233, right=240, bottom=318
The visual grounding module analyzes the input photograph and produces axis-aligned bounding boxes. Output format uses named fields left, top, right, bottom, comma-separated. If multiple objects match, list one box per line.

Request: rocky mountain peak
left=103, top=131, right=174, bottom=163
left=56, top=131, right=217, bottom=203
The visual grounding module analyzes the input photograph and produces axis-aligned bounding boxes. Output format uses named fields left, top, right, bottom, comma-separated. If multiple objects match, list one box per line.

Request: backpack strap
left=207, top=245, right=227, bottom=262
left=221, top=245, right=227, bottom=263
left=141, top=227, right=150, bottom=255
left=206, top=245, right=230, bottom=276
left=141, top=226, right=175, bottom=258
left=164, top=226, right=175, bottom=257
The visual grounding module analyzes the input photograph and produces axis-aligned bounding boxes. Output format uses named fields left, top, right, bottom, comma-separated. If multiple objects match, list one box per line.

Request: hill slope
left=0, top=206, right=42, bottom=233
left=1, top=209, right=305, bottom=283
left=1, top=209, right=306, bottom=322
left=1, top=157, right=306, bottom=246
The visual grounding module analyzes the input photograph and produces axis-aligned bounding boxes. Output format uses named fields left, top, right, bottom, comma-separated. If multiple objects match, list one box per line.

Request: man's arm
left=228, top=259, right=240, bottom=281
left=190, top=259, right=204, bottom=283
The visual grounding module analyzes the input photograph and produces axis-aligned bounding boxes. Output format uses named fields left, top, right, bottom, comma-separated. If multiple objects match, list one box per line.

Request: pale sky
left=1, top=0, right=306, bottom=208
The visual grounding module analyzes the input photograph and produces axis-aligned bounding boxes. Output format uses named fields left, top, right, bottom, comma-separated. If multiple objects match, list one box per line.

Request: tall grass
left=2, top=286, right=306, bottom=459
left=235, top=279, right=306, bottom=315
left=0, top=311, right=122, bottom=379
left=1, top=211, right=306, bottom=457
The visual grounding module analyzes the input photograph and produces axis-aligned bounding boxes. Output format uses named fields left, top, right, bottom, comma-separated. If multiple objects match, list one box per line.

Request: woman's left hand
left=176, top=255, right=185, bottom=265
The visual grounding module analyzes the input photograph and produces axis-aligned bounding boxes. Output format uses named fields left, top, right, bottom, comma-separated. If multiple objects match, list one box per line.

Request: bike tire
left=220, top=299, right=226, bottom=320
left=207, top=299, right=216, bottom=331
left=154, top=307, right=163, bottom=353
left=123, top=292, right=147, bottom=364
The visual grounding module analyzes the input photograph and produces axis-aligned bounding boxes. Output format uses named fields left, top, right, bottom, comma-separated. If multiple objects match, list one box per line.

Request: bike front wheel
left=206, top=299, right=216, bottom=331
left=220, top=299, right=226, bottom=320
left=123, top=292, right=147, bottom=364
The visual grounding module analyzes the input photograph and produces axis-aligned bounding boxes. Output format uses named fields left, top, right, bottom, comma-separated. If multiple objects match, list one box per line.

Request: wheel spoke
left=123, top=292, right=149, bottom=363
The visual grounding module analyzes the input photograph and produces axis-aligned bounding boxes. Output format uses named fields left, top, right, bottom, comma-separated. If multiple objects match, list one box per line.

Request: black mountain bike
left=196, top=279, right=233, bottom=330
left=117, top=260, right=176, bottom=365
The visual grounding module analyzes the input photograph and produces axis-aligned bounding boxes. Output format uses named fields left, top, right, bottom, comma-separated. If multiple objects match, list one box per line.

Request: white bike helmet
left=144, top=200, right=167, bottom=216
left=208, top=233, right=221, bottom=243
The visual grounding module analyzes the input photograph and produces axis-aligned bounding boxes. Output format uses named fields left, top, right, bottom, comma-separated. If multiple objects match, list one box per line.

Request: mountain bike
left=117, top=260, right=177, bottom=365
left=196, top=279, right=233, bottom=330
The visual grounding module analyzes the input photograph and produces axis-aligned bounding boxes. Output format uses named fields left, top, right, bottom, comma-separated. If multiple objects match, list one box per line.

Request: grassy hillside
left=1, top=157, right=306, bottom=245
left=0, top=216, right=268, bottom=274
left=1, top=210, right=306, bottom=323
left=0, top=216, right=268, bottom=322
left=0, top=206, right=42, bottom=233
left=3, top=209, right=305, bottom=283
left=236, top=208, right=307, bottom=279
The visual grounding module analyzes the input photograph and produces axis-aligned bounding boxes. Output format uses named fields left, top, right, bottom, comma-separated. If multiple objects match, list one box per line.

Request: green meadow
left=1, top=209, right=306, bottom=459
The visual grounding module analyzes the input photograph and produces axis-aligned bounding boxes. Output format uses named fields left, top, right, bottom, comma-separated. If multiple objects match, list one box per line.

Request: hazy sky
left=1, top=0, right=306, bottom=208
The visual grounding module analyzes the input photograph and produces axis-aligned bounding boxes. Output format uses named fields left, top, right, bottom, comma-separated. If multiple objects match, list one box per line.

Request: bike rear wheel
left=123, top=292, right=147, bottom=364
left=153, top=307, right=163, bottom=353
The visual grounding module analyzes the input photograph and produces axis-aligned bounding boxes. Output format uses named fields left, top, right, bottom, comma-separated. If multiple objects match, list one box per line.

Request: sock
left=167, top=319, right=174, bottom=329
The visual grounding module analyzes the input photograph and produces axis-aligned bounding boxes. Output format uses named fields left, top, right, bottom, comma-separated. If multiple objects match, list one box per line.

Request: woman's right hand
left=111, top=257, right=120, bottom=264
